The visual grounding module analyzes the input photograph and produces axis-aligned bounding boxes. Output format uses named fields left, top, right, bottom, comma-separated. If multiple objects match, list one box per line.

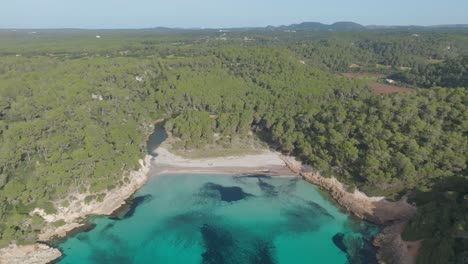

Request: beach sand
left=152, top=144, right=291, bottom=176
left=0, top=140, right=418, bottom=264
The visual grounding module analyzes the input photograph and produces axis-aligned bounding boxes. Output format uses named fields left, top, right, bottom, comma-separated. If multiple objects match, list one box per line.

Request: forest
left=391, top=55, right=468, bottom=88
left=0, top=29, right=466, bottom=263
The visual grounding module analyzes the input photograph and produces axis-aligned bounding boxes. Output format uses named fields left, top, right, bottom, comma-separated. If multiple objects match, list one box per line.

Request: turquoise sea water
left=55, top=174, right=379, bottom=264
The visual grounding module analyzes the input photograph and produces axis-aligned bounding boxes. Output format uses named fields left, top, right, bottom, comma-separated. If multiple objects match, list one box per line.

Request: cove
left=54, top=174, right=379, bottom=263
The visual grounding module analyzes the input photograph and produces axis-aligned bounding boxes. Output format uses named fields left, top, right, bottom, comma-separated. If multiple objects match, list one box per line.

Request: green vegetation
left=402, top=177, right=468, bottom=263
left=0, top=56, right=157, bottom=245
left=391, top=55, right=468, bottom=88
left=272, top=88, right=466, bottom=196
left=289, top=32, right=468, bottom=72
left=0, top=29, right=466, bottom=262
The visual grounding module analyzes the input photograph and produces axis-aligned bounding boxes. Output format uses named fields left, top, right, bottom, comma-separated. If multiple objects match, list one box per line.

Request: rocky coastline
left=0, top=155, right=154, bottom=264
left=0, top=144, right=418, bottom=264
left=281, top=156, right=418, bottom=264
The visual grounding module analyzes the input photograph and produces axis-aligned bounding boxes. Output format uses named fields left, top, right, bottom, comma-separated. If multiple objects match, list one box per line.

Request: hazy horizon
left=1, top=0, right=467, bottom=29
left=2, top=21, right=468, bottom=30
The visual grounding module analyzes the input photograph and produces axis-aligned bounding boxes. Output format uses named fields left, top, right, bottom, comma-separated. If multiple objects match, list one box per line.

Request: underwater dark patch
left=282, top=202, right=334, bottom=233
left=76, top=233, right=89, bottom=241
left=250, top=239, right=277, bottom=264
left=56, top=175, right=380, bottom=263
left=232, top=174, right=272, bottom=186
left=101, top=223, right=115, bottom=234
left=111, top=194, right=153, bottom=220
left=307, top=201, right=334, bottom=219
left=200, top=224, right=235, bottom=264
left=276, top=177, right=299, bottom=194
left=105, top=233, right=125, bottom=247
left=49, top=222, right=97, bottom=249
left=257, top=178, right=278, bottom=196
left=200, top=224, right=278, bottom=264
left=144, top=211, right=223, bottom=251
left=80, top=223, right=98, bottom=233
left=165, top=210, right=222, bottom=229
left=240, top=174, right=273, bottom=179
left=283, top=209, right=321, bottom=233
left=73, top=223, right=98, bottom=242
left=123, top=194, right=153, bottom=218
left=162, top=211, right=217, bottom=245
left=357, top=240, right=379, bottom=264
left=335, top=233, right=379, bottom=264
left=167, top=211, right=205, bottom=227
left=348, top=237, right=379, bottom=264
left=332, top=233, right=347, bottom=252
left=201, top=182, right=253, bottom=202
left=90, top=248, right=132, bottom=264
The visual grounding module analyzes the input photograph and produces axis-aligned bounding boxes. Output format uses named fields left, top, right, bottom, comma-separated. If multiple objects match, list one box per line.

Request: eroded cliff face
left=0, top=156, right=154, bottom=264
left=281, top=156, right=418, bottom=264
left=373, top=221, right=421, bottom=264
left=0, top=243, right=61, bottom=264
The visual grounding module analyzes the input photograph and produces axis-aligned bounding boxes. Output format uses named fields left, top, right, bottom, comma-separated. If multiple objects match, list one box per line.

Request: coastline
left=0, top=155, right=154, bottom=264
left=0, top=143, right=293, bottom=264
left=280, top=156, right=418, bottom=264
left=0, top=140, right=418, bottom=264
left=153, top=142, right=418, bottom=263
left=152, top=142, right=292, bottom=176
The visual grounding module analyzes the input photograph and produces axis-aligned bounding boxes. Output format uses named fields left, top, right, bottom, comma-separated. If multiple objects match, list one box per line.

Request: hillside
left=0, top=30, right=466, bottom=263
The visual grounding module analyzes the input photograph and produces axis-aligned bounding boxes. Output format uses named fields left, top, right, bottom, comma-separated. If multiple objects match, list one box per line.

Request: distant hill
left=265, top=22, right=468, bottom=32
left=269, top=21, right=366, bottom=31
left=3, top=22, right=468, bottom=32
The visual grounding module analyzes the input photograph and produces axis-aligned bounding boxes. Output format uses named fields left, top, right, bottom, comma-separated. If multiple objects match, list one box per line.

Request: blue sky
left=1, top=0, right=467, bottom=28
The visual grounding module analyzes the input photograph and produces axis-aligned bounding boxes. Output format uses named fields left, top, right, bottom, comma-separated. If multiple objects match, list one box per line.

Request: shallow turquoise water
left=55, top=174, right=378, bottom=264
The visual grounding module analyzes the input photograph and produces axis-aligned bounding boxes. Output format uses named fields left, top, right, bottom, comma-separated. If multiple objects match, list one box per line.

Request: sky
left=1, top=0, right=467, bottom=29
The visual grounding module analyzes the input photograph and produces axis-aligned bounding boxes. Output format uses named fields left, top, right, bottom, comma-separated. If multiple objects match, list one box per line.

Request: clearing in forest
left=368, top=82, right=410, bottom=94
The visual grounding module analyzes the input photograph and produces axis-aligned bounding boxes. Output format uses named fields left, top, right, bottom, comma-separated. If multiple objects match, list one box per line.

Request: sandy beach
left=153, top=143, right=418, bottom=263
left=0, top=139, right=417, bottom=264
left=152, top=144, right=292, bottom=176
left=0, top=144, right=293, bottom=264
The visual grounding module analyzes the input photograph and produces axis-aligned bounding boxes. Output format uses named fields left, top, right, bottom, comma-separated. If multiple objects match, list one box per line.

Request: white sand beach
left=152, top=145, right=292, bottom=176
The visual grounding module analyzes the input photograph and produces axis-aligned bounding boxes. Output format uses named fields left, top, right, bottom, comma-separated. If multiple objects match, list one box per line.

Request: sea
left=53, top=126, right=379, bottom=264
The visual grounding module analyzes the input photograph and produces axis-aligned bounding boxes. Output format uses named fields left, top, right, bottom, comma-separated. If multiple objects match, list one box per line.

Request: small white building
left=96, top=35, right=101, bottom=39
left=385, top=79, right=396, bottom=84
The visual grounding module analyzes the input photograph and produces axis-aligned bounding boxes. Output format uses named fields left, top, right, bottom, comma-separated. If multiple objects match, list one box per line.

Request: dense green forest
left=391, top=55, right=468, bottom=88
left=402, top=176, right=468, bottom=264
left=0, top=30, right=466, bottom=262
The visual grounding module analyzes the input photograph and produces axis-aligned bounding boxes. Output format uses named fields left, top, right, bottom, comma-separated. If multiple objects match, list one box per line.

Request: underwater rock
left=257, top=178, right=278, bottom=196
left=332, top=233, right=347, bottom=252
left=111, top=194, right=153, bottom=220
left=201, top=182, right=253, bottom=202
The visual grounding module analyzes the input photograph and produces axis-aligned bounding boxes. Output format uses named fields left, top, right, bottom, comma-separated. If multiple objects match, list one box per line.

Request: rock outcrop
left=0, top=155, right=154, bottom=264
left=281, top=156, right=418, bottom=264
left=0, top=244, right=61, bottom=264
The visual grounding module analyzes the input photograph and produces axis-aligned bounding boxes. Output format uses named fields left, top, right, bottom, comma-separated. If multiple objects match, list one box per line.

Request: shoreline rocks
left=280, top=156, right=417, bottom=264
left=0, top=148, right=418, bottom=264
left=0, top=155, right=154, bottom=264
left=0, top=243, right=61, bottom=264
